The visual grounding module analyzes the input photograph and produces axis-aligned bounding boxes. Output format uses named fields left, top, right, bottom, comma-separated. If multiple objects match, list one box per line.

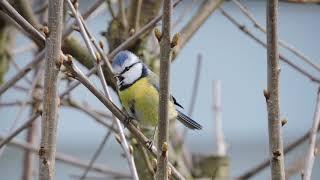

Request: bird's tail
left=176, top=110, right=202, bottom=130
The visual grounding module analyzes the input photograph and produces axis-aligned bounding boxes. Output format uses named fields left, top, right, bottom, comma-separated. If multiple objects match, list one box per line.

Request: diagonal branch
left=173, top=0, right=224, bottom=59
left=0, top=111, right=41, bottom=149
left=303, top=88, right=320, bottom=180
left=0, top=136, right=130, bottom=178
left=232, top=0, right=320, bottom=73
left=220, top=9, right=320, bottom=84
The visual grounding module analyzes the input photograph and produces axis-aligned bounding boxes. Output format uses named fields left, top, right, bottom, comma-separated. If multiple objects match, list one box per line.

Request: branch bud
left=263, top=89, right=270, bottom=100
left=42, top=26, right=49, bottom=38
left=171, top=33, right=180, bottom=48
left=99, top=40, right=104, bottom=49
left=154, top=28, right=162, bottom=42
left=129, top=28, right=135, bottom=36
left=281, top=118, right=288, bottom=126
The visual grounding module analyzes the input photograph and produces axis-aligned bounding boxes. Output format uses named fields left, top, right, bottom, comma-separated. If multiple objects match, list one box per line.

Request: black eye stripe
left=120, top=62, right=139, bottom=75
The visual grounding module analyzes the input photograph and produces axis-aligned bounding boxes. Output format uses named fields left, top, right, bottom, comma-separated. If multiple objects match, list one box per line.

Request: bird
left=112, top=50, right=202, bottom=135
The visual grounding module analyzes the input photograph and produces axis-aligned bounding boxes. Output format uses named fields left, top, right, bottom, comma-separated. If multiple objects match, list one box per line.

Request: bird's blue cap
left=112, top=50, right=131, bottom=68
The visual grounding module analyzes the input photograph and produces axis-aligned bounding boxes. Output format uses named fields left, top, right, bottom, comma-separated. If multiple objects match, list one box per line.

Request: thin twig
left=0, top=136, right=130, bottom=177
left=237, top=125, right=320, bottom=179
left=303, top=88, right=320, bottom=180
left=232, top=0, right=320, bottom=73
left=66, top=1, right=138, bottom=179
left=0, top=0, right=45, bottom=47
left=62, top=99, right=117, bottom=132
left=10, top=60, right=33, bottom=84
left=0, top=0, right=105, bottom=96
left=173, top=0, right=224, bottom=59
left=23, top=67, right=42, bottom=180
left=134, top=0, right=142, bottom=31
left=39, top=0, right=63, bottom=179
left=118, top=0, right=128, bottom=29
left=0, top=111, right=41, bottom=149
left=106, top=0, right=116, bottom=19
left=62, top=57, right=185, bottom=179
left=0, top=66, right=43, bottom=157
left=80, top=129, right=113, bottom=180
left=266, top=0, right=285, bottom=179
left=220, top=9, right=320, bottom=84
left=188, top=54, right=202, bottom=117
left=0, top=51, right=44, bottom=96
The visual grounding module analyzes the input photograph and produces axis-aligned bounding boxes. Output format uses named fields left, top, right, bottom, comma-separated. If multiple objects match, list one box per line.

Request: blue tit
left=112, top=50, right=202, bottom=131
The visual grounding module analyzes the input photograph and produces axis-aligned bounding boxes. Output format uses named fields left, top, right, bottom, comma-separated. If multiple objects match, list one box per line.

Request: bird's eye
left=124, top=67, right=130, bottom=71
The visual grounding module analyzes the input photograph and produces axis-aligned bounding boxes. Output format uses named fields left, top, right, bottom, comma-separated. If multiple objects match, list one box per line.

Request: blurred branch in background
left=22, top=67, right=42, bottom=180
left=0, top=136, right=130, bottom=178
left=220, top=9, right=320, bottom=84
left=173, top=0, right=224, bottom=59
left=303, top=88, right=320, bottom=180
left=232, top=0, right=320, bottom=73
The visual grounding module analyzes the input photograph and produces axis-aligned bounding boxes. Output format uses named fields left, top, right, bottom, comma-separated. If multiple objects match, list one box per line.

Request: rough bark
left=156, top=0, right=172, bottom=179
left=266, top=0, right=285, bottom=179
left=39, top=0, right=63, bottom=179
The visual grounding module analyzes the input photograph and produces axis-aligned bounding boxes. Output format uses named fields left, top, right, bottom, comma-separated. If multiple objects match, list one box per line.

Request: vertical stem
left=303, top=88, right=320, bottom=180
left=39, top=0, right=63, bottom=179
left=157, top=0, right=172, bottom=179
left=213, top=80, right=226, bottom=156
left=266, top=0, right=285, bottom=179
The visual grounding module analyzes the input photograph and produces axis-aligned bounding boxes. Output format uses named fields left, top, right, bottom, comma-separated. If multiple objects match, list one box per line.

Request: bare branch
left=0, top=51, right=44, bottom=96
left=118, top=0, right=128, bottom=29
left=173, top=0, right=224, bottom=59
left=220, top=9, right=320, bottom=84
left=80, top=130, right=113, bottom=180
left=232, top=0, right=320, bottom=73
left=266, top=0, right=285, bottom=179
left=0, top=136, right=130, bottom=178
left=106, top=0, right=116, bottom=19
left=0, top=0, right=45, bottom=47
left=39, top=0, right=63, bottom=179
left=0, top=111, right=41, bottom=149
left=134, top=0, right=142, bottom=31
left=303, top=88, right=320, bottom=180
left=23, top=68, right=42, bottom=180
left=156, top=0, right=172, bottom=179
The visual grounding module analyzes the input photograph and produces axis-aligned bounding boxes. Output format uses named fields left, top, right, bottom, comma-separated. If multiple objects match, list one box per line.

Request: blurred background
left=0, top=0, right=320, bottom=179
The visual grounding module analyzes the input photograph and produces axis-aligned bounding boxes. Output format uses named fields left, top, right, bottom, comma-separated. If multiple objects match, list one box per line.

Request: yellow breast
left=119, top=78, right=177, bottom=127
